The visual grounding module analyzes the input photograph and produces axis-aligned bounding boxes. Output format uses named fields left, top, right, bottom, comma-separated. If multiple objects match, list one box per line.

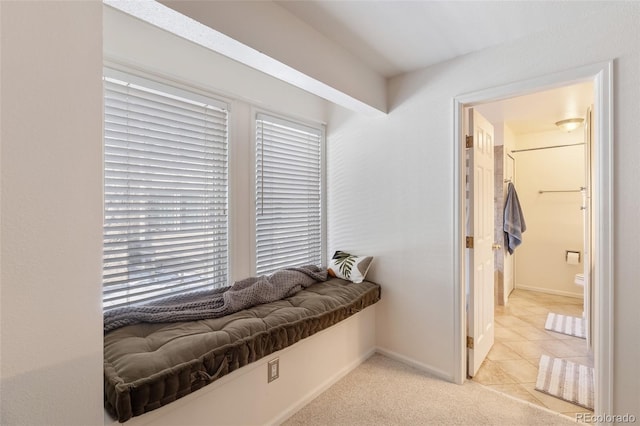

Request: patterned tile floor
left=473, top=289, right=594, bottom=419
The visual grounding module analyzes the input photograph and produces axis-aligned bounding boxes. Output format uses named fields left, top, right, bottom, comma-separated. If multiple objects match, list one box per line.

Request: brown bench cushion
left=104, top=278, right=381, bottom=422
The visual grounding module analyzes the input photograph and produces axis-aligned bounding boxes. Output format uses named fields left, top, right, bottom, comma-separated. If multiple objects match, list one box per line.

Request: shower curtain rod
left=510, top=142, right=585, bottom=153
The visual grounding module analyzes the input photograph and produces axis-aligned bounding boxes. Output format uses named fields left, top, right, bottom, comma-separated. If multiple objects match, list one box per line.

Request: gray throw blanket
left=104, top=265, right=328, bottom=333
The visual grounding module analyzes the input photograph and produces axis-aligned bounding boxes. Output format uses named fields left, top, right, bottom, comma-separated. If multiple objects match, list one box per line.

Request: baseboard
left=515, top=284, right=583, bottom=299
left=269, top=347, right=376, bottom=425
left=374, top=346, right=454, bottom=382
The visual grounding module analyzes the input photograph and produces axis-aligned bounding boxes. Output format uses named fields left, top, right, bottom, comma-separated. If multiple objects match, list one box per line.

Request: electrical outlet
left=267, top=358, right=279, bottom=383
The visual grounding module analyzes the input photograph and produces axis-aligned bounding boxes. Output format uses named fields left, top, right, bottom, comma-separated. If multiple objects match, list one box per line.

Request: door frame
left=452, top=61, right=613, bottom=415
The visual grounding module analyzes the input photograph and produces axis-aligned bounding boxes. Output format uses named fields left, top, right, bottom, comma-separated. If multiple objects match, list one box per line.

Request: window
left=103, top=70, right=229, bottom=310
left=255, top=113, right=324, bottom=275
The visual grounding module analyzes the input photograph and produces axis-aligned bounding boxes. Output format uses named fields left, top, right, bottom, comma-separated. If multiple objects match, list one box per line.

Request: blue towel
left=504, top=182, right=526, bottom=254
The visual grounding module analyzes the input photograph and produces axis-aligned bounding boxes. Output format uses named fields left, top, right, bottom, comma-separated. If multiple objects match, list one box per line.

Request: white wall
left=513, top=130, right=585, bottom=297
left=327, top=2, right=639, bottom=416
left=0, top=2, right=104, bottom=425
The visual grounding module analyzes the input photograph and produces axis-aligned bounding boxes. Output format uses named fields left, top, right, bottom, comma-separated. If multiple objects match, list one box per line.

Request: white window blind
left=103, top=70, right=229, bottom=310
left=255, top=113, right=324, bottom=275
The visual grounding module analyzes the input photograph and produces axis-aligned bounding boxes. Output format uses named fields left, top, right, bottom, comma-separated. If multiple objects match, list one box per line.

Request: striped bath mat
left=535, top=355, right=594, bottom=410
left=545, top=312, right=585, bottom=338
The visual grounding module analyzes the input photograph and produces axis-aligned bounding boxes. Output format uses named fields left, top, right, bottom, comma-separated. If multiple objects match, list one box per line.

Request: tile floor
left=473, top=289, right=593, bottom=419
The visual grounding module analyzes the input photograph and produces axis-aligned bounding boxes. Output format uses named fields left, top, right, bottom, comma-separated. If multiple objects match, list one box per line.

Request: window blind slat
left=105, top=97, right=228, bottom=129
left=105, top=212, right=222, bottom=224
left=104, top=264, right=221, bottom=290
left=105, top=137, right=227, bottom=159
left=105, top=125, right=228, bottom=149
left=104, top=157, right=225, bottom=169
left=104, top=145, right=226, bottom=168
left=103, top=244, right=227, bottom=269
left=104, top=278, right=223, bottom=310
left=103, top=235, right=227, bottom=257
left=256, top=226, right=322, bottom=238
left=255, top=254, right=321, bottom=273
left=105, top=169, right=225, bottom=184
left=256, top=248, right=322, bottom=260
left=105, top=78, right=227, bottom=114
left=255, top=115, right=323, bottom=276
left=103, top=71, right=229, bottom=310
left=104, top=256, right=220, bottom=281
left=104, top=221, right=224, bottom=234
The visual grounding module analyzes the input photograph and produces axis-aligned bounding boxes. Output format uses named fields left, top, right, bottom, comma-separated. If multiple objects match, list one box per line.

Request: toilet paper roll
left=566, top=251, right=580, bottom=265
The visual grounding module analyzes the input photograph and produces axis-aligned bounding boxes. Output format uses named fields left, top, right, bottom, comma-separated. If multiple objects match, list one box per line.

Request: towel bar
left=539, top=187, right=586, bottom=194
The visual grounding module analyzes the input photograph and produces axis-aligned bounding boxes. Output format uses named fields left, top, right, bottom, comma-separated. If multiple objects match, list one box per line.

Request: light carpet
left=535, top=355, right=594, bottom=410
left=544, top=312, right=586, bottom=338
left=283, top=354, right=575, bottom=425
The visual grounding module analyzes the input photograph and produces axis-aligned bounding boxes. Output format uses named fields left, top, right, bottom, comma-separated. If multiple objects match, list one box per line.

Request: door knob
left=492, top=243, right=502, bottom=250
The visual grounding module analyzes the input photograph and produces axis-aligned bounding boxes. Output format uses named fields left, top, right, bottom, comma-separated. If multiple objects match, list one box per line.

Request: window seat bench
left=104, top=278, right=381, bottom=423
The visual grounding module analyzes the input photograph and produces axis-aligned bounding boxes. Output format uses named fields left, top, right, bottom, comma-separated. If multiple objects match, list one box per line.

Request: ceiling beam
left=105, top=0, right=387, bottom=117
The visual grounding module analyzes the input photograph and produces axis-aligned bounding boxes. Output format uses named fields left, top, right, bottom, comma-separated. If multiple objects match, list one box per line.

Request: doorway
left=453, top=62, right=614, bottom=416
left=471, top=88, right=593, bottom=414
left=476, top=83, right=592, bottom=313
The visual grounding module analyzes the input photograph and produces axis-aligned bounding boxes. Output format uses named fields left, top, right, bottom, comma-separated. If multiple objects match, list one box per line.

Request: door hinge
left=467, top=336, right=474, bottom=349
left=466, top=236, right=474, bottom=249
left=465, top=135, right=473, bottom=148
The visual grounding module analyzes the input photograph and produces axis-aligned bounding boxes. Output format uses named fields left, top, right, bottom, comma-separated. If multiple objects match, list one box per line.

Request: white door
left=467, top=108, right=495, bottom=377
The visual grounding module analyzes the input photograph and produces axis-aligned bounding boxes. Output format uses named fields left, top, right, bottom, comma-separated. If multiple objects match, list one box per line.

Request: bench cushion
left=104, top=278, right=381, bottom=422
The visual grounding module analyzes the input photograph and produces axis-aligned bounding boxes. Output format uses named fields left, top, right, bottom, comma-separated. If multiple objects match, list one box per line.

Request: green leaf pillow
left=327, top=250, right=373, bottom=283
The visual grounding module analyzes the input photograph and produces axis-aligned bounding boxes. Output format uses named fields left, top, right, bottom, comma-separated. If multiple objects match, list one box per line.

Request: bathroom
left=477, top=81, right=592, bottom=310
left=471, top=81, right=595, bottom=416
left=496, top=116, right=587, bottom=306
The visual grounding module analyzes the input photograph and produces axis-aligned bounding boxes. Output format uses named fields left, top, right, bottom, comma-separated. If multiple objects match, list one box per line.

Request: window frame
left=102, top=66, right=232, bottom=310
left=251, top=109, right=327, bottom=276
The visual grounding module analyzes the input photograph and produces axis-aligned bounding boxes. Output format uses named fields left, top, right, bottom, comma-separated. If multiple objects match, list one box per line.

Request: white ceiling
left=277, top=1, right=601, bottom=133
left=276, top=1, right=614, bottom=78
left=153, top=0, right=603, bottom=131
